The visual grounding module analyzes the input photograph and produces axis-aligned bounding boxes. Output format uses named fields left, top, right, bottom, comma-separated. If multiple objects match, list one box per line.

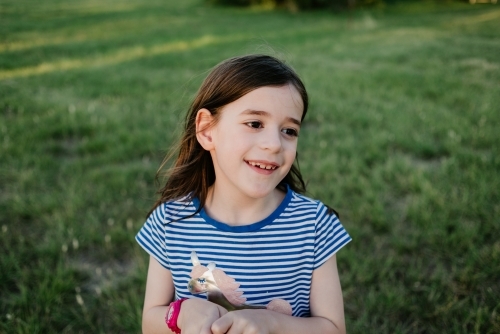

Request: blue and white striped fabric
left=136, top=187, right=351, bottom=317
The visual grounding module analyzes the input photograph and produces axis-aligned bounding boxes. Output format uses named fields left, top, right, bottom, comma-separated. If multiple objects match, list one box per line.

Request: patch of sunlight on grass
left=0, top=16, right=187, bottom=52
left=447, top=9, right=500, bottom=26
left=458, top=58, right=500, bottom=70
left=0, top=21, right=354, bottom=80
left=0, top=34, right=245, bottom=80
left=350, top=27, right=445, bottom=46
left=24, top=0, right=143, bottom=16
left=344, top=27, right=449, bottom=51
left=0, top=16, right=343, bottom=54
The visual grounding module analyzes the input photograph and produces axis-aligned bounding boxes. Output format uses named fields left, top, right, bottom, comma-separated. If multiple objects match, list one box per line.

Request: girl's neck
left=203, top=185, right=286, bottom=226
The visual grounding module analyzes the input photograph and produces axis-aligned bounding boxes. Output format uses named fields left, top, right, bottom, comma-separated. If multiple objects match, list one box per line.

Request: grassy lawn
left=1, top=0, right=499, bottom=332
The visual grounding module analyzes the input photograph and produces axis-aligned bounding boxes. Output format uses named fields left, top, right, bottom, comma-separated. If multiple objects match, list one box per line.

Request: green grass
left=1, top=0, right=499, bottom=332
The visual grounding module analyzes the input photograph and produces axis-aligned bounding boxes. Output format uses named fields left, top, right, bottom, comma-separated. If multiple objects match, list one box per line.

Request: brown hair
left=149, top=54, right=309, bottom=215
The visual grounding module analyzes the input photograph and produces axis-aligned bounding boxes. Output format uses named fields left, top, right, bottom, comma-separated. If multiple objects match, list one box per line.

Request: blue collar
left=192, top=185, right=293, bottom=232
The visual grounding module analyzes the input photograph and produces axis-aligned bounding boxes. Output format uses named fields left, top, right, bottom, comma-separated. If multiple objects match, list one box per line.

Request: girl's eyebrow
left=241, top=109, right=301, bottom=126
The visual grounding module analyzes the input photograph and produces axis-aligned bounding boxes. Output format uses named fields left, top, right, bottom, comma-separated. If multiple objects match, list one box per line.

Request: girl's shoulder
left=288, top=190, right=338, bottom=218
left=289, top=190, right=351, bottom=268
left=148, top=195, right=197, bottom=224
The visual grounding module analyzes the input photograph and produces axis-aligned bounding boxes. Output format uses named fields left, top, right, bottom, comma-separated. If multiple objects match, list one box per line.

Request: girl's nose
left=260, top=128, right=282, bottom=152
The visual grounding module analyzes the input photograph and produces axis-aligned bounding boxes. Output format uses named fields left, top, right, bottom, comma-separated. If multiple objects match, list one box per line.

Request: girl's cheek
left=286, top=139, right=299, bottom=150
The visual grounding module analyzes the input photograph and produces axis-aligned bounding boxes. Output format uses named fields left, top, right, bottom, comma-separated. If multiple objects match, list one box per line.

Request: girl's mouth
left=245, top=161, right=278, bottom=170
left=245, top=160, right=279, bottom=175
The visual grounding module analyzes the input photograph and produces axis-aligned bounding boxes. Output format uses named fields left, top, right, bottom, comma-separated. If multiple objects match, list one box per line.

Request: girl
left=136, top=54, right=351, bottom=334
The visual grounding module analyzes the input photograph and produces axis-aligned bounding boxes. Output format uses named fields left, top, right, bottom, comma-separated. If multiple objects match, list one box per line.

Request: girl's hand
left=178, top=298, right=228, bottom=334
left=211, top=309, right=276, bottom=334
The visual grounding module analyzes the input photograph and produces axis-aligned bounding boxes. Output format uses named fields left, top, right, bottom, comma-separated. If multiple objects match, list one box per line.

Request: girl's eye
left=197, top=278, right=206, bottom=284
left=246, top=121, right=262, bottom=129
left=282, top=128, right=299, bottom=137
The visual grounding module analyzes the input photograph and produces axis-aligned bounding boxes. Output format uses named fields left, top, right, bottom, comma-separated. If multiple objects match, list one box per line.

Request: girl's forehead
left=222, top=85, right=304, bottom=119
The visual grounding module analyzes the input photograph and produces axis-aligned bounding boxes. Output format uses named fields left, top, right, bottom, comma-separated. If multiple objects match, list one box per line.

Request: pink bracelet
left=165, top=298, right=188, bottom=334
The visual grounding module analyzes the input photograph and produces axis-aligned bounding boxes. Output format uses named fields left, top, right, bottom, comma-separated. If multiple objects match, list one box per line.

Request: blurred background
left=1, top=0, right=499, bottom=332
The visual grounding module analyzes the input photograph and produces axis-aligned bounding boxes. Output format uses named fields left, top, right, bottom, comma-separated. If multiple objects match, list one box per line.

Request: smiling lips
left=245, top=160, right=279, bottom=171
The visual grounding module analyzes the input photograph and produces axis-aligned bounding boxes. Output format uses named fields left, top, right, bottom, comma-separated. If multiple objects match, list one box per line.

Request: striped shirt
left=136, top=187, right=351, bottom=317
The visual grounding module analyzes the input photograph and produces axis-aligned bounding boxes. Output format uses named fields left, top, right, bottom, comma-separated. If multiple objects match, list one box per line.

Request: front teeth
left=248, top=161, right=277, bottom=170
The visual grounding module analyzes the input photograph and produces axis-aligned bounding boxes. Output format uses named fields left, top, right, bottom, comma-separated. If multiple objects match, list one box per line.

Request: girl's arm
left=142, top=256, right=227, bottom=334
left=210, top=254, right=346, bottom=334
left=142, top=256, right=175, bottom=334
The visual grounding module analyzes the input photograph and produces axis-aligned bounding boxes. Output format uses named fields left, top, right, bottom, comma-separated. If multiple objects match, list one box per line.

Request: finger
left=183, top=311, right=219, bottom=334
left=198, top=324, right=214, bottom=334
left=211, top=313, right=233, bottom=334
left=217, top=305, right=229, bottom=317
left=184, top=320, right=216, bottom=334
left=197, top=305, right=227, bottom=334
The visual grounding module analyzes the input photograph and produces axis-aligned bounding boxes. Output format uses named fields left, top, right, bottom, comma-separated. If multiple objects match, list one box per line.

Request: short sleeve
left=135, top=204, right=170, bottom=270
left=314, top=201, right=352, bottom=269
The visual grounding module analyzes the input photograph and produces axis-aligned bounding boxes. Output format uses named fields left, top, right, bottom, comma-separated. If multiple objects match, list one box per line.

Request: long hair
left=149, top=54, right=309, bottom=215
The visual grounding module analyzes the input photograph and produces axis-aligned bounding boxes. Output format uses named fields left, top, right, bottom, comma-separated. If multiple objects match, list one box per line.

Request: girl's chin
left=242, top=185, right=282, bottom=200
left=212, top=179, right=283, bottom=200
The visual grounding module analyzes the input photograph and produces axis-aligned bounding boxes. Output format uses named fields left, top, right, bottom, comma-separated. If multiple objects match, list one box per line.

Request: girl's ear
left=195, top=108, right=215, bottom=151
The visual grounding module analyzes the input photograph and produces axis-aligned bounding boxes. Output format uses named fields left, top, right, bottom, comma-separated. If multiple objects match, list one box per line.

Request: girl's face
left=198, top=84, right=303, bottom=201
